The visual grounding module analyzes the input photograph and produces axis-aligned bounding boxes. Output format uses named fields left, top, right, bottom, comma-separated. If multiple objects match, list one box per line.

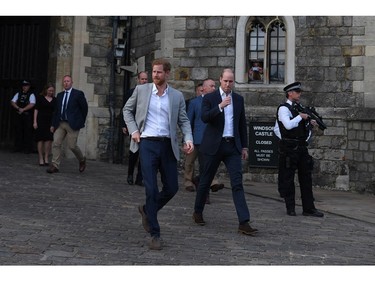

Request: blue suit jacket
left=187, top=95, right=206, bottom=145
left=52, top=88, right=88, bottom=130
left=200, top=89, right=248, bottom=155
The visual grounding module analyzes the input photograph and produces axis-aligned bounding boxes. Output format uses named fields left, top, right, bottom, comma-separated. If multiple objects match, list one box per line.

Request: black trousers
left=277, top=142, right=315, bottom=212
left=127, top=150, right=142, bottom=182
left=14, top=111, right=33, bottom=153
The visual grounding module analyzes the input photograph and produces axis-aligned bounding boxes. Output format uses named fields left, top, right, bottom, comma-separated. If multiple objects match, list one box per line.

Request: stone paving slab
left=0, top=151, right=375, bottom=267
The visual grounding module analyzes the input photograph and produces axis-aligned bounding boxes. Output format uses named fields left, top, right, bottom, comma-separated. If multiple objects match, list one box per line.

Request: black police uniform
left=14, top=90, right=34, bottom=153
left=275, top=82, right=323, bottom=217
left=276, top=102, right=316, bottom=213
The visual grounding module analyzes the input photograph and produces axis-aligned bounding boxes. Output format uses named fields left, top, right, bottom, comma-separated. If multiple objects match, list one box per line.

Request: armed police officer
left=274, top=82, right=324, bottom=217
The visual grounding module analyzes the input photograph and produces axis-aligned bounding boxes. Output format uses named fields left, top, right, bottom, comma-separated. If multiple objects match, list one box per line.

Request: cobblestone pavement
left=0, top=150, right=375, bottom=267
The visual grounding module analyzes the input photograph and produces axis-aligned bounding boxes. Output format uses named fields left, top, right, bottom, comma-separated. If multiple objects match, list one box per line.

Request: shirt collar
left=152, top=83, right=169, bottom=96
left=219, top=87, right=232, bottom=97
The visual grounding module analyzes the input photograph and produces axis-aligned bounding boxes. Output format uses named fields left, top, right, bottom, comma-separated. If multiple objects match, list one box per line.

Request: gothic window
left=248, top=21, right=265, bottom=83
left=269, top=20, right=286, bottom=83
left=246, top=17, right=286, bottom=84
left=235, top=16, right=294, bottom=86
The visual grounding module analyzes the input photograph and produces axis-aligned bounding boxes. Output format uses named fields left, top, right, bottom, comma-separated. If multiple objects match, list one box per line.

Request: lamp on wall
left=114, top=39, right=126, bottom=59
left=114, top=38, right=137, bottom=74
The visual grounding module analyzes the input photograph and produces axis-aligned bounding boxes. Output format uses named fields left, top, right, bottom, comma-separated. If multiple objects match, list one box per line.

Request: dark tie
left=62, top=91, right=68, bottom=120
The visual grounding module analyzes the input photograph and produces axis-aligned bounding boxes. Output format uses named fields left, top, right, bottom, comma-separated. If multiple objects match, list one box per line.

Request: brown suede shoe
left=192, top=212, right=206, bottom=226
left=210, top=183, right=224, bottom=192
left=79, top=157, right=86, bottom=173
left=138, top=204, right=150, bottom=233
left=149, top=236, right=162, bottom=250
left=46, top=165, right=59, bottom=174
left=238, top=222, right=258, bottom=236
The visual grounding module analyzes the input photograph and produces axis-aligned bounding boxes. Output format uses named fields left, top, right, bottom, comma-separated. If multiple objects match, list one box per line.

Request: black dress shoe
left=303, top=209, right=324, bottom=217
left=192, top=212, right=205, bottom=226
left=287, top=210, right=297, bottom=216
left=210, top=183, right=224, bottom=192
left=127, top=175, right=134, bottom=185
left=135, top=175, right=143, bottom=186
left=135, top=180, right=143, bottom=186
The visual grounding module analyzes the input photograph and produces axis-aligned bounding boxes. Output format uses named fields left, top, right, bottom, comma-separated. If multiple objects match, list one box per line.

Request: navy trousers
left=139, top=138, right=178, bottom=238
left=194, top=139, right=250, bottom=224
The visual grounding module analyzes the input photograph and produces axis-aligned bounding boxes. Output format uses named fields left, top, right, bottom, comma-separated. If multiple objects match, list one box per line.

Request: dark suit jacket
left=200, top=89, right=248, bottom=155
left=120, top=88, right=135, bottom=129
left=187, top=95, right=206, bottom=145
left=52, top=88, right=88, bottom=130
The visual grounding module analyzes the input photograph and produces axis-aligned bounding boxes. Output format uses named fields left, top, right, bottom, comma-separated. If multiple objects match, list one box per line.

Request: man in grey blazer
left=123, top=58, right=194, bottom=250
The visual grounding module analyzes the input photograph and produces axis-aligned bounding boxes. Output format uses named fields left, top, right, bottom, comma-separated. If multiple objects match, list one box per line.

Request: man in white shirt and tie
left=47, top=75, right=88, bottom=174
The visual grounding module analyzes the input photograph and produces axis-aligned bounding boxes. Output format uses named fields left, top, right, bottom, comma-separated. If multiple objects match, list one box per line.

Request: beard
left=153, top=76, right=165, bottom=86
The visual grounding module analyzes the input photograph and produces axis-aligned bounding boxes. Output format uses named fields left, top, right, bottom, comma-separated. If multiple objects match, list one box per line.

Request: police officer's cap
left=21, top=80, right=31, bottom=86
left=283, top=82, right=302, bottom=92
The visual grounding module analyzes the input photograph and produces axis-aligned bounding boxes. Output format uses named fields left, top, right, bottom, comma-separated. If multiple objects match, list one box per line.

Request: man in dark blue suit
left=192, top=69, right=258, bottom=236
left=47, top=75, right=88, bottom=173
left=185, top=79, right=224, bottom=201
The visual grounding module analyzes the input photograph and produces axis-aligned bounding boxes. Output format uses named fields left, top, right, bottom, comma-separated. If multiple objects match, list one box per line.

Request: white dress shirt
left=141, top=83, right=170, bottom=138
left=274, top=99, right=311, bottom=140
left=61, top=88, right=71, bottom=113
left=219, top=87, right=234, bottom=138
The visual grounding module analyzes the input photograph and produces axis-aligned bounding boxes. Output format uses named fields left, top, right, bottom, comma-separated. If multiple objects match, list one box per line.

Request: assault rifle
left=293, top=103, right=327, bottom=131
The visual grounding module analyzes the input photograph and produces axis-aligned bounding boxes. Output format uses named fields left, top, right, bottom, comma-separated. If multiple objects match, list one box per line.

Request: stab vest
left=16, top=91, right=31, bottom=108
left=276, top=102, right=309, bottom=140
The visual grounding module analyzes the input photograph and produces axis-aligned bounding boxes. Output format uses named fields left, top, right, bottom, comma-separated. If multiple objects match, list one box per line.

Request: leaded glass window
left=247, top=17, right=286, bottom=84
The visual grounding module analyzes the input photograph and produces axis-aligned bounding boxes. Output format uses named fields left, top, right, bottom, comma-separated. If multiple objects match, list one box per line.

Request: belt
left=222, top=137, right=235, bottom=142
left=143, top=136, right=170, bottom=141
left=281, top=138, right=307, bottom=146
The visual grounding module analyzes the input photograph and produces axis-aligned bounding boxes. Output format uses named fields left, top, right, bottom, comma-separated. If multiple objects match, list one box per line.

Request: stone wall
left=346, top=111, right=375, bottom=193
left=128, top=16, right=160, bottom=83
left=125, top=16, right=375, bottom=194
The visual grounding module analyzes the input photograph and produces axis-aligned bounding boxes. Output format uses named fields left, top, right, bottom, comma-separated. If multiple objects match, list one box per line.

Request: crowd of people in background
left=10, top=76, right=88, bottom=174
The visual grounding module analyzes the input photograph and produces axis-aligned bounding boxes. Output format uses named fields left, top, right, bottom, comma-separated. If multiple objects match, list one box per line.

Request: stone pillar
left=71, top=16, right=96, bottom=159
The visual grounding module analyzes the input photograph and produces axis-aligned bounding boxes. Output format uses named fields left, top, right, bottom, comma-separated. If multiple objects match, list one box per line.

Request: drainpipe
left=117, top=17, right=132, bottom=164
left=108, top=16, right=118, bottom=163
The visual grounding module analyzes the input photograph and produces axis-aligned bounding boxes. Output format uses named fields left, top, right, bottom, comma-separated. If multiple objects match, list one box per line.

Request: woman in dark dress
left=33, top=83, right=56, bottom=166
